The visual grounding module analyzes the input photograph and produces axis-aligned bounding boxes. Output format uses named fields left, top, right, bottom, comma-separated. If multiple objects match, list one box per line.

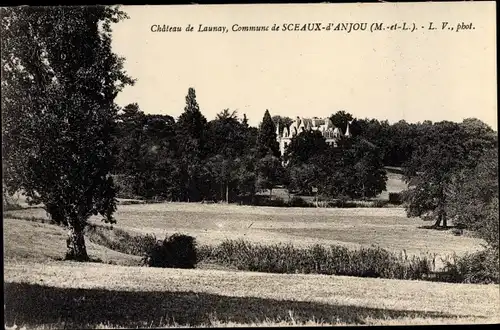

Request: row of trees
left=273, top=112, right=463, bottom=168
left=112, top=89, right=390, bottom=203
left=113, top=93, right=260, bottom=203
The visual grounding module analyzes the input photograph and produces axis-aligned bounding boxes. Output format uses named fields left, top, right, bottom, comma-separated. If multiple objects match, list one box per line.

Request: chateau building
left=276, top=117, right=351, bottom=156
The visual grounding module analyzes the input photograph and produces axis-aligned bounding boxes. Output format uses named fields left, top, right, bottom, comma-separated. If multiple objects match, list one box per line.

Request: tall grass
left=199, top=239, right=436, bottom=280
left=85, top=224, right=156, bottom=256
left=442, top=248, right=499, bottom=284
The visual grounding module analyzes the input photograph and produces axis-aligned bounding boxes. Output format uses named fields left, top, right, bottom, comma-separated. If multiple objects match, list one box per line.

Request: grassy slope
left=3, top=218, right=140, bottom=266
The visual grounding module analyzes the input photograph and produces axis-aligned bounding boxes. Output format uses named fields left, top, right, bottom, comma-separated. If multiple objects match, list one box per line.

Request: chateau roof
left=278, top=116, right=351, bottom=140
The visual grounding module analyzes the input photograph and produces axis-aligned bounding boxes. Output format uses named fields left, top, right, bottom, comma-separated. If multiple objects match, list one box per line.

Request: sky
left=111, top=2, right=497, bottom=129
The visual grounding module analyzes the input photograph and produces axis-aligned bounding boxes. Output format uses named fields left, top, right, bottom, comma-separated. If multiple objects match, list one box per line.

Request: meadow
left=7, top=202, right=485, bottom=258
left=4, top=200, right=499, bottom=328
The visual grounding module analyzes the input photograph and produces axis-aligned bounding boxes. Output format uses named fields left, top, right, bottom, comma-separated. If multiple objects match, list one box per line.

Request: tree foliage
left=256, top=154, right=284, bottom=197
left=257, top=109, right=280, bottom=159
left=402, top=120, right=497, bottom=228
left=318, top=137, right=387, bottom=199
left=175, top=87, right=209, bottom=202
left=447, top=148, right=498, bottom=247
left=330, top=110, right=354, bottom=133
left=284, top=130, right=327, bottom=166
left=272, top=115, right=293, bottom=135
left=283, top=130, right=386, bottom=199
left=1, top=6, right=134, bottom=260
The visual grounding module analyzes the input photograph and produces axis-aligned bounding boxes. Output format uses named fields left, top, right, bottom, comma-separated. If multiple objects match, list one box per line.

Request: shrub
left=288, top=196, right=312, bottom=207
left=142, top=233, right=198, bottom=269
left=388, top=193, right=403, bottom=205
left=326, top=200, right=358, bottom=208
left=196, top=244, right=215, bottom=262
left=443, top=248, right=499, bottom=284
left=253, top=196, right=288, bottom=207
left=371, top=200, right=389, bottom=208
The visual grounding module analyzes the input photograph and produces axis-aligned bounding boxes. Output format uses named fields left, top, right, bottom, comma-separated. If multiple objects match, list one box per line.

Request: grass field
left=4, top=199, right=499, bottom=328
left=5, top=203, right=484, bottom=259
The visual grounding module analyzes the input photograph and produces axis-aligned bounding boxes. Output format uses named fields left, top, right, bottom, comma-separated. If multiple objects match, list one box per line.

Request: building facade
left=276, top=117, right=351, bottom=156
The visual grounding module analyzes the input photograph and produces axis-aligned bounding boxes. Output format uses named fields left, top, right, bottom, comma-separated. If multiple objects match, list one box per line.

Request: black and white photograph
left=2, top=2, right=498, bottom=328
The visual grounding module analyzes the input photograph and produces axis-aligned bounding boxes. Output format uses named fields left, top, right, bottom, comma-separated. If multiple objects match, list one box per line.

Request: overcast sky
left=111, top=2, right=497, bottom=129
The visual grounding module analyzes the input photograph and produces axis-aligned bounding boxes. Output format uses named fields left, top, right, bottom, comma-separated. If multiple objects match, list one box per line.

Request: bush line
left=86, top=224, right=498, bottom=284
left=198, top=240, right=435, bottom=280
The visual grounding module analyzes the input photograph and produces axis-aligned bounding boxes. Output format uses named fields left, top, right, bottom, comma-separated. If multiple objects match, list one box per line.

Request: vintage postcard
left=2, top=2, right=498, bottom=329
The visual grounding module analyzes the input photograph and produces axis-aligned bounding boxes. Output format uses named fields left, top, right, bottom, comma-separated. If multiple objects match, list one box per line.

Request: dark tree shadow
left=4, top=282, right=479, bottom=328
left=418, top=225, right=457, bottom=231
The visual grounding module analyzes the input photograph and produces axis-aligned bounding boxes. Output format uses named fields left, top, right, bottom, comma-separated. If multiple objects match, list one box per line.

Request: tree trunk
left=269, top=188, right=272, bottom=199
left=433, top=215, right=442, bottom=228
left=65, top=222, right=89, bottom=261
left=226, top=184, right=229, bottom=204
left=442, top=214, right=448, bottom=228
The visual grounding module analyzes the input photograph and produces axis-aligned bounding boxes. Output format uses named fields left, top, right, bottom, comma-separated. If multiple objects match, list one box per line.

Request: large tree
left=114, top=103, right=146, bottom=175
left=318, top=137, right=387, bottom=199
left=254, top=110, right=282, bottom=197
left=283, top=130, right=327, bottom=195
left=447, top=148, right=498, bottom=247
left=112, top=104, right=181, bottom=200
left=402, top=120, right=496, bottom=228
left=175, top=87, right=208, bottom=202
left=348, top=137, right=387, bottom=199
left=284, top=130, right=327, bottom=166
left=385, top=120, right=418, bottom=167
left=205, top=109, right=248, bottom=202
left=286, top=162, right=323, bottom=196
left=136, top=114, right=178, bottom=200
left=1, top=6, right=134, bottom=260
left=256, top=154, right=284, bottom=198
left=354, top=118, right=392, bottom=165
left=257, top=109, right=280, bottom=159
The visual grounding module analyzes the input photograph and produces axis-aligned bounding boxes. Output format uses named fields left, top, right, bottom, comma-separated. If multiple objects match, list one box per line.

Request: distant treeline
left=111, top=88, right=497, bottom=211
left=112, top=88, right=390, bottom=203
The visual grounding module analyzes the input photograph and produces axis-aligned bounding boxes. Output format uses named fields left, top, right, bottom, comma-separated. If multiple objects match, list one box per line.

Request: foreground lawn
left=4, top=261, right=499, bottom=328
